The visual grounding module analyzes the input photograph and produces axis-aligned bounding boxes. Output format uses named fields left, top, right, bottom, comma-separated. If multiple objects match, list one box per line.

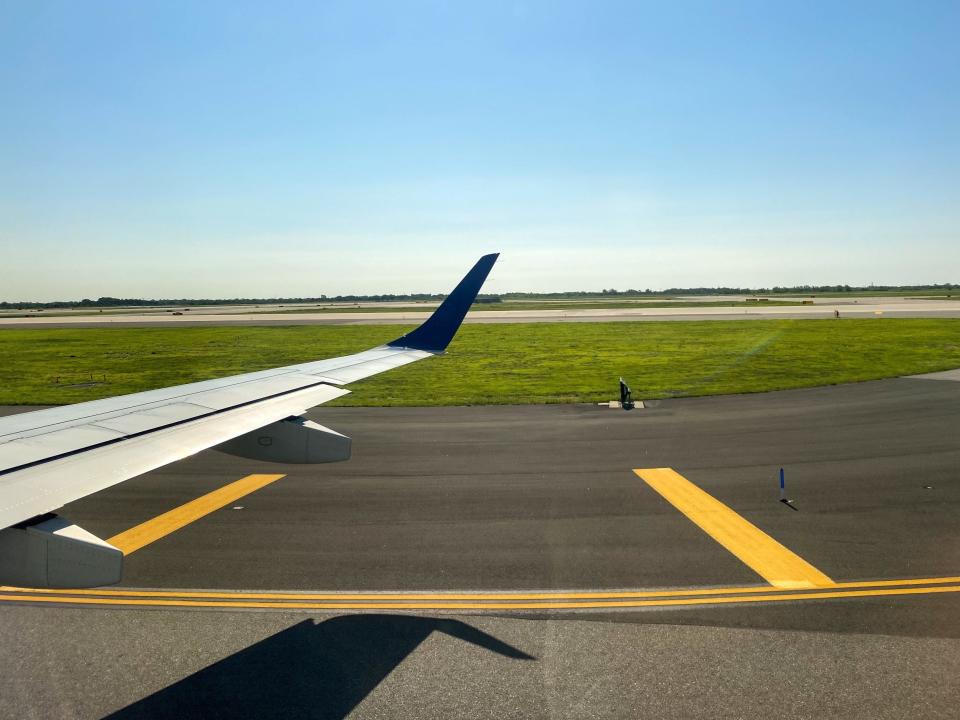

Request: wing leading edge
left=0, top=254, right=497, bottom=587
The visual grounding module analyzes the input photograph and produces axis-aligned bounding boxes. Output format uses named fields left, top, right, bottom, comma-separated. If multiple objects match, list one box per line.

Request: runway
left=3, top=296, right=960, bottom=327
left=1, top=374, right=958, bottom=718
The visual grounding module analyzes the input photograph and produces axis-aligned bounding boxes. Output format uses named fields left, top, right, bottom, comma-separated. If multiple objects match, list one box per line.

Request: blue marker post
left=779, top=467, right=798, bottom=511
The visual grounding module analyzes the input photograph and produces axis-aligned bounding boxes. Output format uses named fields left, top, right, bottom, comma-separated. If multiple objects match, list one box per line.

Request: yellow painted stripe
left=635, top=468, right=833, bottom=589
left=0, top=583, right=957, bottom=611
left=2, top=576, right=958, bottom=603
left=106, top=474, right=286, bottom=555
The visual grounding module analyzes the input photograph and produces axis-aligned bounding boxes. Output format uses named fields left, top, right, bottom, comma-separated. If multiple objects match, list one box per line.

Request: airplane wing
left=0, top=253, right=498, bottom=588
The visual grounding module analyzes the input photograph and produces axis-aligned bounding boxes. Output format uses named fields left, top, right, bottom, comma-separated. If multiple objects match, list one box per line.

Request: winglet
left=387, top=253, right=499, bottom=353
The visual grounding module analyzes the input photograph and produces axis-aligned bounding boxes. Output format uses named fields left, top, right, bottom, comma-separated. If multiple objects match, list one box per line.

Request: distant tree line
left=499, top=283, right=958, bottom=299
left=0, top=293, right=450, bottom=309
left=2, top=283, right=957, bottom=309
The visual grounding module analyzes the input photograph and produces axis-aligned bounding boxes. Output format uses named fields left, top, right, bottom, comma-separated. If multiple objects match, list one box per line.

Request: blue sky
left=1, top=1, right=958, bottom=300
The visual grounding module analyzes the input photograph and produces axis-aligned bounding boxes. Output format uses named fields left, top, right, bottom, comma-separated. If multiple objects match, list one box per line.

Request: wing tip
left=386, top=253, right=499, bottom=353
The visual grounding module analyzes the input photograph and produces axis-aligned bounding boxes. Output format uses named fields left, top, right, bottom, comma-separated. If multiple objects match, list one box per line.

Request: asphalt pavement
left=1, top=374, right=958, bottom=718
left=3, top=296, right=960, bottom=328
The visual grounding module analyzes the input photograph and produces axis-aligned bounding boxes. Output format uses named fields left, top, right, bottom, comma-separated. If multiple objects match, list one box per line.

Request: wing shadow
left=105, top=614, right=534, bottom=720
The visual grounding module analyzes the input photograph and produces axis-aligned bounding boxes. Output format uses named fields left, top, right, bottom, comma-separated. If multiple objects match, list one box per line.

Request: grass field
left=1, top=319, right=959, bottom=406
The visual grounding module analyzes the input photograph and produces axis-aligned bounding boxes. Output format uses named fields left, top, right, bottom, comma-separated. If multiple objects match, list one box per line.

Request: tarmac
left=0, top=373, right=958, bottom=718
left=2, top=296, right=960, bottom=327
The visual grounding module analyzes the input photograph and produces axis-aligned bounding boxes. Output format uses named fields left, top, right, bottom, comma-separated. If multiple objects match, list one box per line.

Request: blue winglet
left=387, top=253, right=499, bottom=353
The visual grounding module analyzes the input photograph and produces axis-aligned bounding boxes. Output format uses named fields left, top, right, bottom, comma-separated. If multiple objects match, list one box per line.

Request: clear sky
left=1, top=1, right=958, bottom=300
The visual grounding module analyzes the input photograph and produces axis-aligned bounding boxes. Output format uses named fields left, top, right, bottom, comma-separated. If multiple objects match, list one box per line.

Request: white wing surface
left=0, top=254, right=497, bottom=587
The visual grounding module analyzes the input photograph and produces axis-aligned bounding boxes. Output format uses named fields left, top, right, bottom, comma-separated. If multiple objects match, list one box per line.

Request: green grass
left=1, top=319, right=959, bottom=406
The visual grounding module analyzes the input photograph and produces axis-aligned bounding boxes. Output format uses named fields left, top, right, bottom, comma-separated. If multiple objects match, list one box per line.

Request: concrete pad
left=910, top=368, right=960, bottom=381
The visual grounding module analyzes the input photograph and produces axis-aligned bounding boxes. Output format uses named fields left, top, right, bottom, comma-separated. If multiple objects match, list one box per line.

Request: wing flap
left=0, top=425, right=125, bottom=470
left=184, top=372, right=330, bottom=410
left=91, top=402, right=215, bottom=434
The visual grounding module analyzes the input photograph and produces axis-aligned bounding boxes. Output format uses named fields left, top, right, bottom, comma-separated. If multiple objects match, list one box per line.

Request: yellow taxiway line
left=2, top=575, right=959, bottom=603
left=106, top=473, right=286, bottom=555
left=635, top=467, right=833, bottom=589
left=0, top=580, right=958, bottom=611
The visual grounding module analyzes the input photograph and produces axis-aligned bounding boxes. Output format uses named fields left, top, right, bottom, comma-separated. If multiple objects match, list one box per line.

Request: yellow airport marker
left=1, top=582, right=959, bottom=612
left=635, top=468, right=833, bottom=589
left=107, top=473, right=286, bottom=555
left=2, top=574, right=958, bottom=603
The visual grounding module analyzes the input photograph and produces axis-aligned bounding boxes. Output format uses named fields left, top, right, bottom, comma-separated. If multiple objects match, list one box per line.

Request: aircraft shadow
left=105, top=614, right=535, bottom=720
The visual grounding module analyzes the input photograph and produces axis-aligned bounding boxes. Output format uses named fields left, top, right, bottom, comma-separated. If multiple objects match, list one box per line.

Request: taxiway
left=1, top=373, right=958, bottom=718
